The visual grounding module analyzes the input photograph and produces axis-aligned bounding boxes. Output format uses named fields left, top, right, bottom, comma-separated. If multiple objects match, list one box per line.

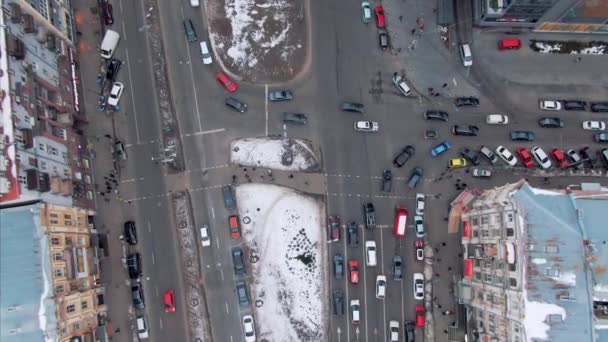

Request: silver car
left=361, top=2, right=372, bottom=23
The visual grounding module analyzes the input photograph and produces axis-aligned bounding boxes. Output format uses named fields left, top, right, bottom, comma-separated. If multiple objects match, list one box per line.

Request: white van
left=136, top=315, right=149, bottom=339
left=392, top=75, right=412, bottom=96
left=486, top=114, right=509, bottom=125
left=459, top=44, right=473, bottom=67
left=200, top=41, right=212, bottom=64
left=100, top=30, right=120, bottom=59
left=365, top=240, right=377, bottom=266
left=190, top=0, right=200, bottom=7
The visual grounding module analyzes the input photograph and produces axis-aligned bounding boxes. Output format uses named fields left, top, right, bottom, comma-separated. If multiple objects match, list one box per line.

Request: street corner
left=229, top=137, right=321, bottom=172
left=205, top=0, right=309, bottom=83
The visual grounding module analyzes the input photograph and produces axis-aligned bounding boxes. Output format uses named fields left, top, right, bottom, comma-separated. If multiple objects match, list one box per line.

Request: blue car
left=431, top=141, right=452, bottom=157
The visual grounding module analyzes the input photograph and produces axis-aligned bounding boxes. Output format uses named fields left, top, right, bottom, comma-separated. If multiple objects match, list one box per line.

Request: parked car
left=349, top=260, right=360, bottom=284
left=163, top=289, right=176, bottom=313
left=376, top=275, right=387, bottom=299
left=229, top=215, right=241, bottom=238
left=333, top=290, right=344, bottom=316
left=394, top=205, right=408, bottom=238
left=364, top=203, right=376, bottom=230
left=583, top=121, right=606, bottom=131
left=516, top=148, right=534, bottom=168
left=378, top=29, right=389, bottom=50
left=361, top=2, right=372, bottom=23
left=452, top=125, right=479, bottom=136
left=283, top=112, right=308, bottom=124
left=222, top=184, right=236, bottom=209
left=199, top=41, right=212, bottom=64
left=591, top=102, right=608, bottom=113
left=414, top=215, right=424, bottom=238
left=562, top=100, right=587, bottom=111
left=107, top=82, right=124, bottom=107
left=365, top=240, right=377, bottom=266
left=113, top=140, right=127, bottom=161
left=131, top=283, right=146, bottom=309
left=328, top=215, right=340, bottom=241
left=183, top=19, right=198, bottom=42
left=531, top=146, right=552, bottom=169
left=595, top=133, right=608, bottom=143
left=236, top=281, right=249, bottom=306
left=354, top=121, right=379, bottom=132
left=350, top=299, right=361, bottom=324
left=127, top=253, right=142, bottom=279
left=413, top=273, right=424, bottom=300
left=472, top=168, right=492, bottom=178
left=393, top=145, right=415, bottom=167
left=415, top=193, right=425, bottom=216
left=374, top=6, right=386, bottom=28
left=551, top=148, right=569, bottom=168
left=216, top=72, right=237, bottom=92
left=200, top=225, right=211, bottom=247
left=225, top=97, right=247, bottom=113
left=431, top=141, right=451, bottom=157
left=415, top=240, right=424, bottom=261
left=459, top=147, right=481, bottom=165
left=106, top=58, right=122, bottom=81
left=425, top=129, right=437, bottom=139
left=448, top=158, right=467, bottom=168
left=242, top=315, right=256, bottom=342
left=498, top=37, right=521, bottom=50
left=334, top=254, right=344, bottom=279
left=101, top=1, right=114, bottom=25
left=415, top=306, right=425, bottom=328
left=340, top=101, right=365, bottom=113
left=381, top=170, right=392, bottom=193
left=407, top=167, right=423, bottom=189
left=538, top=117, right=564, bottom=128
left=496, top=146, right=517, bottom=166
left=486, top=114, right=509, bottom=125
left=136, top=315, right=149, bottom=339
left=455, top=97, right=479, bottom=107
left=567, top=149, right=583, bottom=168
left=405, top=320, right=415, bottom=342
left=539, top=100, right=561, bottom=111
left=268, top=90, right=293, bottom=101
left=510, top=130, right=535, bottom=141
left=579, top=147, right=593, bottom=167
left=392, top=75, right=412, bottom=96
left=480, top=145, right=498, bottom=164
left=232, top=246, right=246, bottom=276
left=392, top=256, right=403, bottom=280
left=389, top=320, right=400, bottom=342
left=424, top=110, right=448, bottom=121
left=459, top=43, right=473, bottom=67
left=347, top=222, right=358, bottom=247
left=124, top=221, right=137, bottom=245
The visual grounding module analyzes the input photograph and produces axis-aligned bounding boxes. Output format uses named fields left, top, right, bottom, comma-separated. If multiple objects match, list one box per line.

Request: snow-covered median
left=230, top=137, right=320, bottom=172
left=236, top=183, right=326, bottom=342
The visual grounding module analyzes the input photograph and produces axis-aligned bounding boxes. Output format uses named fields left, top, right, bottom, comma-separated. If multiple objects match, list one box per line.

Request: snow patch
left=532, top=258, right=547, bottom=264
left=522, top=289, right=567, bottom=342
left=230, top=137, right=319, bottom=171
left=553, top=271, right=576, bottom=287
left=529, top=187, right=562, bottom=196
left=534, top=42, right=562, bottom=53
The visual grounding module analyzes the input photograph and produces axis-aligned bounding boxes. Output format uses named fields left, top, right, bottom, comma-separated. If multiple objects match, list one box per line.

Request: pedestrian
left=435, top=273, right=440, bottom=277
left=443, top=83, right=448, bottom=88
left=441, top=242, right=446, bottom=247
left=434, top=93, right=440, bottom=97
left=433, top=296, right=437, bottom=301
left=115, top=328, right=120, bottom=333
left=437, top=258, right=442, bottom=262
left=411, top=28, right=416, bottom=35
left=118, top=235, right=124, bottom=240
left=127, top=200, right=132, bottom=204
left=435, top=247, right=439, bottom=253
left=444, top=330, right=448, bottom=334
left=289, top=174, right=294, bottom=179
left=105, top=181, right=110, bottom=186
left=442, top=311, right=446, bottom=316
left=104, top=134, right=112, bottom=139
left=399, top=15, right=403, bottom=22
left=575, top=57, right=582, bottom=62
left=458, top=253, right=462, bottom=258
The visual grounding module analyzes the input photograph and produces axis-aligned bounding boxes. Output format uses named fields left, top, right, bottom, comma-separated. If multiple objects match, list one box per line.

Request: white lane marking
left=119, top=0, right=123, bottom=13
left=283, top=123, right=287, bottom=138
left=265, top=84, right=269, bottom=136
left=159, top=318, right=163, bottom=330
left=225, top=301, right=230, bottom=314
left=124, top=50, right=141, bottom=143
left=230, top=336, right=234, bottom=342
left=380, top=225, right=386, bottom=340
left=151, top=252, right=155, bottom=265
left=210, top=207, right=215, bottom=219
left=215, top=235, right=220, bottom=249
left=180, top=6, right=202, bottom=132
left=148, top=221, right=152, bottom=232
left=220, top=268, right=224, bottom=281
left=362, top=227, right=369, bottom=341
left=121, top=21, right=127, bottom=41
left=452, top=77, right=458, bottom=87
left=183, top=128, right=226, bottom=137
left=343, top=226, right=350, bottom=342
left=401, top=277, right=405, bottom=339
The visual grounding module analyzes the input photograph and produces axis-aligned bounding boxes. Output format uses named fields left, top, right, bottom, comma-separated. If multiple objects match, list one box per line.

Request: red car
left=349, top=260, right=359, bottom=284
left=415, top=240, right=424, bottom=261
left=164, top=289, right=176, bottom=313
left=229, top=215, right=241, bottom=238
left=516, top=148, right=534, bottom=168
left=374, top=6, right=386, bottom=28
left=216, top=72, right=237, bottom=92
left=328, top=215, right=340, bottom=242
left=101, top=1, right=114, bottom=25
left=415, top=305, right=425, bottom=328
left=551, top=148, right=569, bottom=168
left=393, top=205, right=407, bottom=237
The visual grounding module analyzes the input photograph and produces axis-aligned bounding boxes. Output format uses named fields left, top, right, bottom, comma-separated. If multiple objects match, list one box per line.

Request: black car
left=455, top=97, right=480, bottom=107
left=101, top=1, right=114, bottom=25
left=393, top=145, right=416, bottom=167
left=347, top=222, right=358, bottom=247
left=538, top=117, right=563, bottom=128
left=222, top=185, right=236, bottom=210
left=591, top=102, right=608, bottom=113
left=340, top=102, right=365, bottom=113
left=562, top=100, right=587, bottom=111
left=510, top=130, right=535, bottom=141
left=407, top=167, right=423, bottom=189
left=283, top=112, right=307, bottom=124
left=363, top=203, right=376, bottom=230
left=225, top=97, right=247, bottom=113
left=459, top=147, right=480, bottom=165
left=424, top=110, right=449, bottom=122
left=452, top=125, right=479, bottom=136
left=127, top=253, right=142, bottom=279
left=333, top=289, right=344, bottom=316
left=405, top=320, right=415, bottom=342
left=381, top=170, right=392, bottom=192
left=334, top=254, right=344, bottom=279
left=392, top=256, right=403, bottom=280
left=231, top=246, right=246, bottom=276
left=378, top=29, right=389, bottom=50
left=124, top=221, right=137, bottom=245
left=131, top=283, right=145, bottom=310
left=106, top=58, right=122, bottom=81
left=236, top=281, right=249, bottom=306
left=579, top=147, right=593, bottom=168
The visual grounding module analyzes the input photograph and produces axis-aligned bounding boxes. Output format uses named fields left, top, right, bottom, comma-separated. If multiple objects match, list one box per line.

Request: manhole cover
left=255, top=299, right=264, bottom=307
left=243, top=216, right=251, bottom=224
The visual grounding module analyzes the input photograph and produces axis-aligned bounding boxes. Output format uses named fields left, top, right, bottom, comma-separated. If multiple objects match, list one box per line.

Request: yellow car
left=449, top=158, right=467, bottom=168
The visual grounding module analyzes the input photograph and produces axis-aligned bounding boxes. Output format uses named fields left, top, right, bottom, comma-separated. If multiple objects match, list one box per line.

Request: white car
left=413, top=273, right=424, bottom=300
left=583, top=121, right=606, bottom=131
left=389, top=320, right=399, bottom=341
left=459, top=44, right=473, bottom=67
left=200, top=41, right=213, bottom=65
left=415, top=193, right=425, bottom=215
left=392, top=75, right=412, bottom=96
left=354, top=121, right=379, bottom=132
left=361, top=2, right=372, bottom=23
left=350, top=299, right=361, bottom=324
left=242, top=315, right=256, bottom=342
left=496, top=145, right=517, bottom=166
left=539, top=100, right=562, bottom=111
left=486, top=114, right=509, bottom=125
left=531, top=146, right=552, bottom=169
left=107, top=81, right=124, bottom=107
left=472, top=168, right=492, bottom=178
left=414, top=216, right=424, bottom=238
left=200, top=225, right=211, bottom=247
left=376, top=275, right=387, bottom=299
left=365, top=240, right=377, bottom=266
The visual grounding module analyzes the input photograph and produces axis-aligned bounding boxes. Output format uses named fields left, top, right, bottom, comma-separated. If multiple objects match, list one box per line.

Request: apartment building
left=453, top=180, right=608, bottom=342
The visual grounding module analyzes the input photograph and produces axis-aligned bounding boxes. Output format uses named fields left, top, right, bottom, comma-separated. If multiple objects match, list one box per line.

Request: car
left=539, top=100, right=562, bottom=111
left=378, top=29, right=389, bottom=50
left=333, top=290, right=344, bottom=316
left=595, top=133, right=608, bottom=143
left=101, top=1, right=114, bottom=25
left=425, top=129, right=438, bottom=139
left=183, top=19, right=197, bottom=42
left=374, top=6, right=385, bottom=28
left=340, top=101, right=365, bottom=113
left=531, top=146, right=552, bottom=169
left=232, top=246, right=246, bottom=276
left=414, top=215, right=424, bottom=238
left=334, top=254, right=344, bottom=279
left=591, top=102, right=608, bottom=113
left=510, top=130, right=535, bottom=141
left=131, top=283, right=145, bottom=309
left=486, top=114, right=509, bottom=125
left=455, top=97, right=479, bottom=107
left=459, top=147, right=481, bottom=165
left=107, top=81, right=124, bottom=107
left=393, top=205, right=408, bottom=238
left=113, top=140, right=127, bottom=161
left=551, top=148, right=569, bottom=168
left=124, top=221, right=137, bottom=245
left=415, top=306, right=425, bottom=328
left=268, top=90, right=293, bottom=101
left=225, top=97, right=247, bottom=113
left=516, top=148, right=534, bottom=168
left=567, top=149, right=583, bottom=168
left=328, top=215, right=340, bottom=241
left=459, top=44, right=473, bottom=66
left=199, top=41, right=212, bottom=64
left=163, top=289, right=176, bottom=313
left=393, top=145, right=415, bottom=167
left=431, top=141, right=451, bottom=157
left=392, top=75, right=412, bottom=96
left=106, top=58, right=121, bottom=81
left=601, top=148, right=608, bottom=168
left=365, top=240, right=377, bottom=266
left=222, top=185, right=236, bottom=210
left=562, top=100, right=587, bottom=111
left=413, top=273, right=424, bottom=300
left=381, top=170, right=392, bottom=193
left=452, top=125, right=479, bottom=136
left=472, top=168, right=492, bottom=177
left=407, top=167, right=423, bottom=189
left=389, top=320, right=399, bottom=342
left=579, top=147, right=593, bottom=167
left=479, top=145, right=498, bottom=164
left=229, top=215, right=241, bottom=238
left=392, top=256, right=403, bottom=280
left=415, top=193, right=425, bottom=215
left=216, top=72, right=237, bottom=92
left=415, top=240, right=424, bottom=261
left=347, top=222, right=358, bottom=247
left=496, top=146, right=517, bottom=166
left=361, top=2, right=372, bottom=23
left=283, top=112, right=308, bottom=125
left=349, top=260, right=360, bottom=284
left=424, top=110, right=449, bottom=121
left=538, top=117, right=564, bottom=128
left=200, top=225, right=211, bottom=247
left=498, top=37, right=521, bottom=50
left=354, top=120, right=379, bottom=132
left=136, top=315, right=149, bottom=339
left=127, top=253, right=142, bottom=279
left=190, top=0, right=200, bottom=7
left=376, top=275, right=387, bottom=299
left=242, top=315, right=256, bottom=342
left=583, top=121, right=606, bottom=131
left=350, top=299, right=361, bottom=324
left=236, top=281, right=249, bottom=306
left=364, top=203, right=376, bottom=230
left=449, top=157, right=467, bottom=168
left=405, top=320, right=415, bottom=342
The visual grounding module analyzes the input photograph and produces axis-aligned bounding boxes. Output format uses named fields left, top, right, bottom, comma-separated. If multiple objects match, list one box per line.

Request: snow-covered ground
left=236, top=183, right=326, bottom=342
left=230, top=137, right=320, bottom=172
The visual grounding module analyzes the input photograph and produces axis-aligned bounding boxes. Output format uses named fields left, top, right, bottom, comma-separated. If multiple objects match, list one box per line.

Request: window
left=66, top=304, right=76, bottom=313
left=506, top=212, right=514, bottom=223
left=51, top=237, right=60, bottom=245
left=83, top=159, right=90, bottom=169
left=81, top=301, right=88, bottom=309
left=55, top=285, right=64, bottom=294
left=509, top=278, right=518, bottom=287
left=509, top=263, right=516, bottom=272
left=506, top=228, right=514, bottom=237
left=546, top=268, right=560, bottom=277
left=53, top=252, right=63, bottom=261
left=72, top=323, right=81, bottom=331
left=54, top=268, right=64, bottom=277
left=472, top=230, right=479, bottom=238
left=50, top=213, right=59, bottom=218
left=477, top=292, right=484, bottom=300
left=77, top=237, right=86, bottom=246
left=14, top=134, right=24, bottom=145
left=86, top=191, right=94, bottom=200
left=63, top=168, right=70, bottom=177
left=480, top=215, right=489, bottom=225
left=62, top=152, right=67, bottom=161
left=545, top=245, right=559, bottom=253
left=84, top=174, right=92, bottom=184
left=484, top=273, right=493, bottom=282
left=471, top=217, right=479, bottom=226
left=481, top=230, right=490, bottom=238
left=23, top=115, right=31, bottom=124
left=474, top=259, right=480, bottom=267
left=475, top=272, right=482, bottom=280
left=64, top=214, right=72, bottom=220
left=52, top=166, right=58, bottom=173
left=29, top=157, right=37, bottom=167
left=38, top=143, right=46, bottom=152
left=18, top=175, right=27, bottom=185
left=40, top=161, right=47, bottom=170
left=65, top=220, right=72, bottom=226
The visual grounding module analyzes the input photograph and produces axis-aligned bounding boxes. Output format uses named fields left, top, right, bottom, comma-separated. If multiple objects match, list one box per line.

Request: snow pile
left=236, top=183, right=325, bottom=342
left=578, top=45, right=606, bottom=55
left=533, top=42, right=562, bottom=53
left=530, top=39, right=607, bottom=55
left=230, top=137, right=320, bottom=171
left=522, top=288, right=567, bottom=342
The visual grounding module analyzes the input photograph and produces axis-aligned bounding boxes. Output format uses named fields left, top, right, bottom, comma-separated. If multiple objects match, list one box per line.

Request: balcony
left=25, top=169, right=50, bottom=192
